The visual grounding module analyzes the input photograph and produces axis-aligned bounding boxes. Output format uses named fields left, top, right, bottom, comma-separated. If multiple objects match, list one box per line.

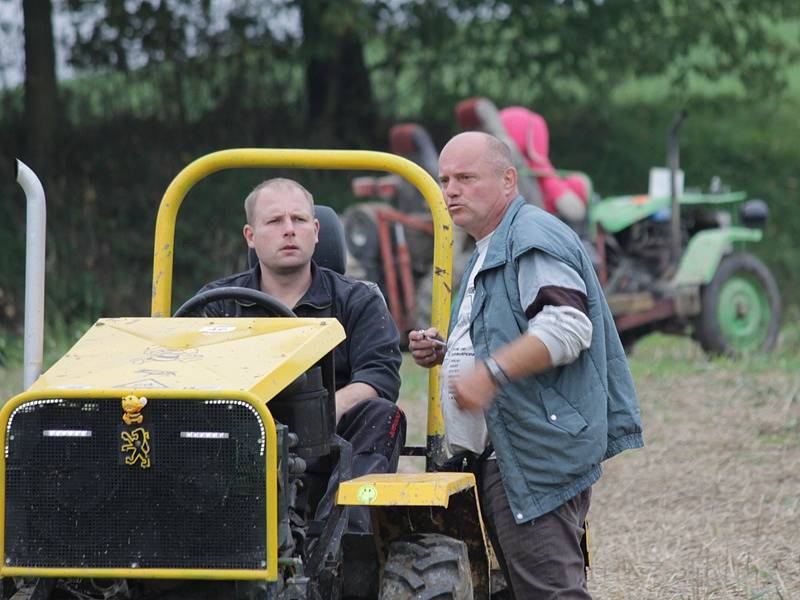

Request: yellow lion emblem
left=121, top=427, right=151, bottom=469
left=121, top=394, right=148, bottom=425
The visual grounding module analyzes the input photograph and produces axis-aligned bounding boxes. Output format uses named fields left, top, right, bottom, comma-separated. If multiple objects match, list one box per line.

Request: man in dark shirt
left=198, top=177, right=405, bottom=531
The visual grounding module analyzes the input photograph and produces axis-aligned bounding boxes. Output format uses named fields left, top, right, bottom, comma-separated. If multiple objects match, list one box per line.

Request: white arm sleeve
left=528, top=305, right=593, bottom=366
left=517, top=251, right=593, bottom=366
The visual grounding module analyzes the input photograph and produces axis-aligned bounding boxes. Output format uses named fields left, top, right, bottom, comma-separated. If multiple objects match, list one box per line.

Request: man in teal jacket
left=410, top=131, right=643, bottom=599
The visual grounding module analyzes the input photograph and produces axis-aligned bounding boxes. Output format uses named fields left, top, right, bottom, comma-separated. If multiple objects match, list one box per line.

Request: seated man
left=197, top=177, right=405, bottom=533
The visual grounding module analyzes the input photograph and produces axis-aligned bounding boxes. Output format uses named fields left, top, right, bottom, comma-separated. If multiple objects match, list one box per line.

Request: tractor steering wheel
left=173, top=286, right=297, bottom=318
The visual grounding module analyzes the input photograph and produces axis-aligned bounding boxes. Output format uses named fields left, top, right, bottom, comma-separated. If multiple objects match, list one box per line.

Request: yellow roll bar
left=150, top=148, right=452, bottom=465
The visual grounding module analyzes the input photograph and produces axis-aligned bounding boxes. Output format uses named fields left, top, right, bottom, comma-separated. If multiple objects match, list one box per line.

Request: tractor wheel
left=378, top=533, right=473, bottom=600
left=695, top=252, right=781, bottom=356
left=619, top=331, right=641, bottom=356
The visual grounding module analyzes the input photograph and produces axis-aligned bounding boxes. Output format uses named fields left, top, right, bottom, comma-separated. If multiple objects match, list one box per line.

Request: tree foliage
left=368, top=0, right=800, bottom=118
left=50, top=1, right=800, bottom=125
left=2, top=0, right=800, bottom=331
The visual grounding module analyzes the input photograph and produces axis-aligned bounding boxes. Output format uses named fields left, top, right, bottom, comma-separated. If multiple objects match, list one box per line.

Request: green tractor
left=343, top=101, right=781, bottom=356
left=578, top=110, right=780, bottom=355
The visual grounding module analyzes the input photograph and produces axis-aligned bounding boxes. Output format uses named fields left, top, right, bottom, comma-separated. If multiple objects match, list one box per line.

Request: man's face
left=243, top=187, right=319, bottom=275
left=438, top=136, right=513, bottom=240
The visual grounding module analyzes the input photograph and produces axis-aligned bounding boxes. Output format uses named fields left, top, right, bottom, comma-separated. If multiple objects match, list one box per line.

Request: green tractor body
left=591, top=181, right=779, bottom=354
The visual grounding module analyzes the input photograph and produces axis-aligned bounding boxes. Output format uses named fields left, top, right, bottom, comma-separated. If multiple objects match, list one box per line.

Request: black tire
left=343, top=203, right=382, bottom=262
left=695, top=252, right=781, bottom=356
left=379, top=533, right=474, bottom=600
left=619, top=331, right=640, bottom=356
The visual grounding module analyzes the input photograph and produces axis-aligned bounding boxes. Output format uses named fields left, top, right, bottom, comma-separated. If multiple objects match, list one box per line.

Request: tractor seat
left=389, top=123, right=439, bottom=178
left=248, top=205, right=347, bottom=274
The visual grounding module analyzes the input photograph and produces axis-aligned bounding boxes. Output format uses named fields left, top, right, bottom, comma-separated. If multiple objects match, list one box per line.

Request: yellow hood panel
left=29, top=317, right=345, bottom=402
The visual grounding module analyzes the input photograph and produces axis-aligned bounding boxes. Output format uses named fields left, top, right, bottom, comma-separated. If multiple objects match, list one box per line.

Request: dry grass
left=589, top=342, right=800, bottom=599
left=396, top=333, right=800, bottom=599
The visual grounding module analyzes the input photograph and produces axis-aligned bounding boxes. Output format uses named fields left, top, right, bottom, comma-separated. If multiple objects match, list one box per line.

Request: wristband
left=484, top=356, right=511, bottom=386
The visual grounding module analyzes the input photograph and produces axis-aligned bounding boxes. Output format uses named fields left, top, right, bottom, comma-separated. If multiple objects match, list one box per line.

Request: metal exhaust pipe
left=668, top=111, right=687, bottom=265
left=15, top=159, right=47, bottom=390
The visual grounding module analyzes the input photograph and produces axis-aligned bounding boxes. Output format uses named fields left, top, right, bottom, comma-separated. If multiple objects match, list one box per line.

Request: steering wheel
left=173, top=286, right=297, bottom=318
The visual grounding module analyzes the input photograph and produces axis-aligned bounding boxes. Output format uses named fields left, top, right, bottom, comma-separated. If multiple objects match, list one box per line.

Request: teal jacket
left=449, top=197, right=643, bottom=523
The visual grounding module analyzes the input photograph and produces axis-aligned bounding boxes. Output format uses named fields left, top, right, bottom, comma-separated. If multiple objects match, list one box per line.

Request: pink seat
left=500, top=106, right=588, bottom=216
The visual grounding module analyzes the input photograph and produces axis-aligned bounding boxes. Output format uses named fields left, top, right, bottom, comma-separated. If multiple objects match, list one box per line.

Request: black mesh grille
left=5, top=398, right=267, bottom=570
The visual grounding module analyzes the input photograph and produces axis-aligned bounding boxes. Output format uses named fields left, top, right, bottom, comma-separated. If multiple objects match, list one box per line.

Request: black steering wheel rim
left=173, top=286, right=297, bottom=318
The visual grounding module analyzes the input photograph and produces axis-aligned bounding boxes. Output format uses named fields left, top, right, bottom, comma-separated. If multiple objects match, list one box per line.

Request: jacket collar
left=241, top=263, right=261, bottom=292
left=448, top=196, right=528, bottom=331
left=481, top=195, right=527, bottom=271
left=296, top=262, right=334, bottom=310
left=235, top=260, right=332, bottom=310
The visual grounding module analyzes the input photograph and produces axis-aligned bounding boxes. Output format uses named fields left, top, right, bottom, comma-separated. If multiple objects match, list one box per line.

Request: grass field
left=397, top=330, right=800, bottom=599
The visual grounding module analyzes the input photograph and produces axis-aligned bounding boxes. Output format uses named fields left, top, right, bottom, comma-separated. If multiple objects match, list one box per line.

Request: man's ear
left=243, top=223, right=256, bottom=249
left=313, top=218, right=320, bottom=244
left=503, top=166, right=518, bottom=194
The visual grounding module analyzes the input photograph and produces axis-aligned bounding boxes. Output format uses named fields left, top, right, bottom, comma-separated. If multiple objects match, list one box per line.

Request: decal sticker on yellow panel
left=356, top=484, right=378, bottom=504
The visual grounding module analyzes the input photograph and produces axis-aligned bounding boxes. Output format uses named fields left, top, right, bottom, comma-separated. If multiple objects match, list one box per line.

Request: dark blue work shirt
left=197, top=262, right=402, bottom=402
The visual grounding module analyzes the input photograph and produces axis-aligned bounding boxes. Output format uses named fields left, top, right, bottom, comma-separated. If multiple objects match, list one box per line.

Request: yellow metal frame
left=336, top=472, right=476, bottom=507
left=149, top=148, right=453, bottom=447
left=339, top=473, right=493, bottom=598
left=0, top=388, right=278, bottom=581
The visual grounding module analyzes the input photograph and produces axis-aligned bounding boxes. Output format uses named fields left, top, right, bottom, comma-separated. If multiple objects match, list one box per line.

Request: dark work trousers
left=479, top=459, right=592, bottom=599
left=308, top=397, right=406, bottom=532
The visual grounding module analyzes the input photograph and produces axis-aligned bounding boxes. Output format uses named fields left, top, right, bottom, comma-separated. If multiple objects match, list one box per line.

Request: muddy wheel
left=695, top=252, right=781, bottom=356
left=379, top=533, right=473, bottom=600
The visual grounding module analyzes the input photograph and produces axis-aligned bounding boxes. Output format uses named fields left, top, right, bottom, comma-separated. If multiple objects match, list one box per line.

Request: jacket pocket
left=542, top=389, right=588, bottom=436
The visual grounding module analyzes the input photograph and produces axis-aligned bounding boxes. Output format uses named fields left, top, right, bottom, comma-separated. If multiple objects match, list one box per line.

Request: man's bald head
left=441, top=131, right=513, bottom=176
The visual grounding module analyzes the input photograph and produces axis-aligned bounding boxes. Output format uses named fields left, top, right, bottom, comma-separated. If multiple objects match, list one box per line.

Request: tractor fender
left=672, top=227, right=763, bottom=287
left=336, top=472, right=492, bottom=598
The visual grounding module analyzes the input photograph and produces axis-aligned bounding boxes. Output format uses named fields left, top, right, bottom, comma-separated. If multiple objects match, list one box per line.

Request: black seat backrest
left=248, top=205, right=347, bottom=275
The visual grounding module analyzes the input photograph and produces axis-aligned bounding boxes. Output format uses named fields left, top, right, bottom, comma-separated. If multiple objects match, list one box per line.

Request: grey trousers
left=479, top=459, right=592, bottom=599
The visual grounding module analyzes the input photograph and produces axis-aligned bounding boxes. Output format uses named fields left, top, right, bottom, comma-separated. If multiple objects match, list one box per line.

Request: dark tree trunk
left=22, top=0, right=58, bottom=175
left=333, top=29, right=377, bottom=144
left=299, top=0, right=377, bottom=147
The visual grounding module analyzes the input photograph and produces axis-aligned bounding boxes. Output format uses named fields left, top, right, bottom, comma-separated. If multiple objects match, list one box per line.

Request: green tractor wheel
left=696, top=252, right=781, bottom=356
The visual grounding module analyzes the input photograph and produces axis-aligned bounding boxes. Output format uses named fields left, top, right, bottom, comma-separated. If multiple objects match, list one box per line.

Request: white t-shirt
left=440, top=233, right=493, bottom=455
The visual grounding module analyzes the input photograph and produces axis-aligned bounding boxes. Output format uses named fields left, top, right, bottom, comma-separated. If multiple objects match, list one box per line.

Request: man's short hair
left=484, top=134, right=514, bottom=175
left=244, top=178, right=315, bottom=224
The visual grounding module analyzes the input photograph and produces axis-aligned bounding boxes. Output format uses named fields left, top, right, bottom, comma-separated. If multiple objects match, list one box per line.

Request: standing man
left=198, top=177, right=405, bottom=533
left=409, top=132, right=643, bottom=598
